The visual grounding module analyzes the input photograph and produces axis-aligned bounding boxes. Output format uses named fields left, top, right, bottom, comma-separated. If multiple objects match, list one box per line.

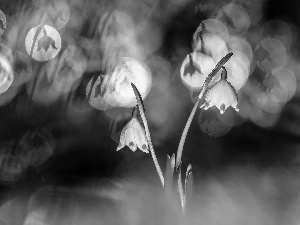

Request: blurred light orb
left=88, top=57, right=152, bottom=110
left=255, top=91, right=282, bottom=114
left=48, top=0, right=70, bottom=30
left=2, top=15, right=18, bottom=50
left=104, top=57, right=152, bottom=107
left=25, top=25, right=61, bottom=62
left=0, top=53, right=13, bottom=94
left=0, top=85, right=18, bottom=107
left=23, top=209, right=47, bottom=225
left=272, top=67, right=296, bottom=102
left=100, top=10, right=137, bottom=73
left=101, top=10, right=135, bottom=44
left=262, top=19, right=293, bottom=49
left=19, top=128, right=55, bottom=168
left=213, top=52, right=250, bottom=91
left=198, top=109, right=233, bottom=137
left=192, top=20, right=229, bottom=63
left=0, top=39, right=14, bottom=65
left=12, top=51, right=32, bottom=87
left=216, top=3, right=251, bottom=35
left=0, top=10, right=6, bottom=36
left=32, top=0, right=70, bottom=30
left=193, top=19, right=229, bottom=42
left=254, top=37, right=287, bottom=73
left=263, top=75, right=289, bottom=104
left=47, top=45, right=87, bottom=94
left=87, top=76, right=112, bottom=110
left=0, top=145, right=23, bottom=185
left=238, top=82, right=281, bottom=128
left=194, top=33, right=228, bottom=62
left=180, top=52, right=215, bottom=91
left=226, top=36, right=253, bottom=67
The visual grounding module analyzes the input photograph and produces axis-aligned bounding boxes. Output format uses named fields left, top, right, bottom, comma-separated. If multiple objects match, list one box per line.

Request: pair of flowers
left=118, top=66, right=238, bottom=152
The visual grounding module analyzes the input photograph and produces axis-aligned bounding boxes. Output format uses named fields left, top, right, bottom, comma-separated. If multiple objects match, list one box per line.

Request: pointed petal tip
left=117, top=142, right=125, bottom=151
left=232, top=104, right=239, bottom=112
left=141, top=144, right=149, bottom=153
left=201, top=101, right=211, bottom=111
left=129, top=144, right=137, bottom=152
left=143, top=149, right=150, bottom=154
left=220, top=104, right=225, bottom=114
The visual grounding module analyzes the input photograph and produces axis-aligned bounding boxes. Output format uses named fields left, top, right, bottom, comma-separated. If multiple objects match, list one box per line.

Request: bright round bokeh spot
left=216, top=3, right=251, bottom=35
left=211, top=51, right=250, bottom=91
left=194, top=33, right=228, bottom=62
left=255, top=37, right=287, bottom=73
left=0, top=10, right=6, bottom=36
left=87, top=57, right=152, bottom=110
left=193, top=19, right=229, bottom=42
left=180, top=52, right=215, bottom=91
left=104, top=57, right=152, bottom=108
left=0, top=39, right=14, bottom=65
left=0, top=53, right=13, bottom=94
left=25, top=25, right=61, bottom=61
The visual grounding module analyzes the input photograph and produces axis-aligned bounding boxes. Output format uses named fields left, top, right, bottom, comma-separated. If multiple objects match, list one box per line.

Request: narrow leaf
left=177, top=163, right=185, bottom=213
left=165, top=154, right=175, bottom=196
left=184, top=164, right=194, bottom=213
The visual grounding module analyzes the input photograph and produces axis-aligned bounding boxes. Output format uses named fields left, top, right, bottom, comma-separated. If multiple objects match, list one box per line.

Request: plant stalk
left=176, top=52, right=233, bottom=169
left=131, top=83, right=164, bottom=187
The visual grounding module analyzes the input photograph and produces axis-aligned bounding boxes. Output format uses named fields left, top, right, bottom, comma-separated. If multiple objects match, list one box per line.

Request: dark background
left=0, top=0, right=299, bottom=192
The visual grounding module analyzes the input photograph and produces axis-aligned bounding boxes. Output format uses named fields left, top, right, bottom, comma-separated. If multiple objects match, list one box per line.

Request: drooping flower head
left=201, top=67, right=239, bottom=114
left=116, top=107, right=149, bottom=153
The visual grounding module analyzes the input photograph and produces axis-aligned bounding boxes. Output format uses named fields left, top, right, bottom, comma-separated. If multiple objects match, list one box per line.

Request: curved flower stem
left=176, top=52, right=233, bottom=169
left=131, top=83, right=164, bottom=187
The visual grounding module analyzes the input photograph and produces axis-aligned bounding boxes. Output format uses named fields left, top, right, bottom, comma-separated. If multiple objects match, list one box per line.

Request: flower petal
left=135, top=128, right=149, bottom=153
left=140, top=144, right=149, bottom=153
left=116, top=117, right=149, bottom=153
left=202, top=78, right=238, bottom=114
left=131, top=119, right=149, bottom=153
left=116, top=127, right=127, bottom=151
left=127, top=141, right=138, bottom=152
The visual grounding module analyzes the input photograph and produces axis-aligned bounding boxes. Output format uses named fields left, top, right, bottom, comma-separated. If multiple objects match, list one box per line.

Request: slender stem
left=176, top=52, right=233, bottom=169
left=131, top=83, right=164, bottom=187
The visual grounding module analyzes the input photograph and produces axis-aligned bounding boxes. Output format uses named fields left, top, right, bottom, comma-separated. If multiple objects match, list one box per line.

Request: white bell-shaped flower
left=117, top=108, right=149, bottom=153
left=201, top=67, right=239, bottom=114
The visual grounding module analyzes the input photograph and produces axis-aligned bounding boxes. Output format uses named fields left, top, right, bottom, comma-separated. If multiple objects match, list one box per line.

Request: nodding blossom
left=117, top=108, right=149, bottom=153
left=201, top=67, right=239, bottom=114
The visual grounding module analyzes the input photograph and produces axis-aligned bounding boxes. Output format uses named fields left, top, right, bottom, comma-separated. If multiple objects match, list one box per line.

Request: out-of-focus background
left=0, top=0, right=300, bottom=224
